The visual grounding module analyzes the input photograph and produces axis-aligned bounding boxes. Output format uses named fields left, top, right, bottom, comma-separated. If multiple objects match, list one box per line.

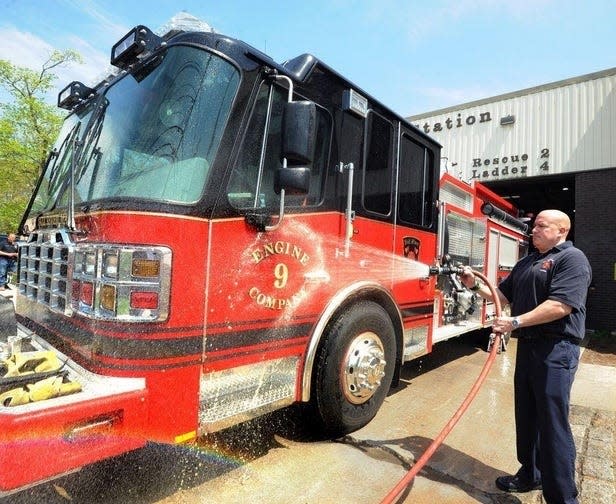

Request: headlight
left=70, top=245, right=171, bottom=322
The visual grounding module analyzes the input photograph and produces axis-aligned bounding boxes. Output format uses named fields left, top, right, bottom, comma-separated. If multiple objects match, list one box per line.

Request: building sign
left=417, top=111, right=492, bottom=134
left=410, top=68, right=616, bottom=182
left=469, top=148, right=550, bottom=180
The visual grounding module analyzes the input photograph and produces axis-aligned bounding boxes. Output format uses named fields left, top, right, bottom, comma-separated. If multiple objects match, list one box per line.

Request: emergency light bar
left=57, top=81, right=95, bottom=110
left=111, top=25, right=162, bottom=70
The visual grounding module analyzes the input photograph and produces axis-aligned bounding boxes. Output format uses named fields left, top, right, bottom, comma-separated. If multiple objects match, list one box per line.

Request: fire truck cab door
left=200, top=80, right=331, bottom=431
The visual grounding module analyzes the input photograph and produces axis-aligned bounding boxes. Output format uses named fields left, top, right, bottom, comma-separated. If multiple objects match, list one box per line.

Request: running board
left=198, top=356, right=298, bottom=433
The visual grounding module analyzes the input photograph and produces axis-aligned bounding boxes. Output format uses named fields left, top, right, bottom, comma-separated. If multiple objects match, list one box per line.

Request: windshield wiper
left=60, top=96, right=109, bottom=233
left=48, top=123, right=81, bottom=194
left=17, top=122, right=82, bottom=234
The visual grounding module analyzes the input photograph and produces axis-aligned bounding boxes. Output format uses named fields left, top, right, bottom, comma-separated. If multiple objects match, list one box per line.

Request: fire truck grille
left=199, top=356, right=298, bottom=432
left=18, top=230, right=73, bottom=315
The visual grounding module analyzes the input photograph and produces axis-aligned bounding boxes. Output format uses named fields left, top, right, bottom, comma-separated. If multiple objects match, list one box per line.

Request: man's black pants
left=514, top=337, right=580, bottom=504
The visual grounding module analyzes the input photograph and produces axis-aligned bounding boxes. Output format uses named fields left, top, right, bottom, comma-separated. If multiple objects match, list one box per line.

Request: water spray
left=379, top=265, right=504, bottom=504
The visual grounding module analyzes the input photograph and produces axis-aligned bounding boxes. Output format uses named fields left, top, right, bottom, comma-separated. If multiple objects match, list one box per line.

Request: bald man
left=461, top=210, right=591, bottom=504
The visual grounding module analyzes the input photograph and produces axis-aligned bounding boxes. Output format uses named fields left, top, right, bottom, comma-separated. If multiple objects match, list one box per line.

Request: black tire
left=309, top=300, right=396, bottom=437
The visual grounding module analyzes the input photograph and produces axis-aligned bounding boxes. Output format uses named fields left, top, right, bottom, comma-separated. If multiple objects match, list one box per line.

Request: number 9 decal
left=274, top=263, right=288, bottom=289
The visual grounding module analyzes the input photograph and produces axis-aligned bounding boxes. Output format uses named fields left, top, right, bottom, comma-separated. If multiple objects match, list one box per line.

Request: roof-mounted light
left=57, top=81, right=95, bottom=110
left=111, top=25, right=162, bottom=70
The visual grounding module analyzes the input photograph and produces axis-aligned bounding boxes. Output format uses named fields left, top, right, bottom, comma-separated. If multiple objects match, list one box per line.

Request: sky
left=0, top=0, right=614, bottom=117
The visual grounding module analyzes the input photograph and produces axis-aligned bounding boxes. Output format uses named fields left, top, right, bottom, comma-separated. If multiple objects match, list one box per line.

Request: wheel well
left=300, top=282, right=404, bottom=402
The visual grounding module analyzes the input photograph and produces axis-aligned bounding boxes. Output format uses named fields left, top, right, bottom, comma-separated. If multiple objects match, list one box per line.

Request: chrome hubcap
left=341, top=331, right=387, bottom=404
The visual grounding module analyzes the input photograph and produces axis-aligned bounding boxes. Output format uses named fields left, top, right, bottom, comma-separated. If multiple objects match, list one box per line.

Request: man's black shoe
left=495, top=474, right=541, bottom=493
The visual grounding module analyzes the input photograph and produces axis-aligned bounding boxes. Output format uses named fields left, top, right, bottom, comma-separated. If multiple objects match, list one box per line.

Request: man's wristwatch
left=511, top=317, right=521, bottom=329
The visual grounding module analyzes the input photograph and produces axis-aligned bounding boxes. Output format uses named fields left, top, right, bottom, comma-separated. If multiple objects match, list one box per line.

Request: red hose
left=379, top=270, right=503, bottom=504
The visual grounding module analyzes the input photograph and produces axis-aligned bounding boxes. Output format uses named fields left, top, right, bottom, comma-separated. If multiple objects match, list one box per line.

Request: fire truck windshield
left=28, top=45, right=240, bottom=218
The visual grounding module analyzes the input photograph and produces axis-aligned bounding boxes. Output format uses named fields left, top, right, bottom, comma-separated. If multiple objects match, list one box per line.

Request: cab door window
left=398, top=132, right=435, bottom=227
left=227, top=82, right=331, bottom=209
left=362, top=111, right=394, bottom=216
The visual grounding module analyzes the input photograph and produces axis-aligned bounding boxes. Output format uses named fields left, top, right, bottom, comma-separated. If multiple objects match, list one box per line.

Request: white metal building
left=409, top=67, right=616, bottom=330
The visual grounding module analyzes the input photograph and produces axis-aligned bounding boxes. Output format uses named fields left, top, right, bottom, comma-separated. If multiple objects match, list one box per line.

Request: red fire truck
left=0, top=17, right=529, bottom=493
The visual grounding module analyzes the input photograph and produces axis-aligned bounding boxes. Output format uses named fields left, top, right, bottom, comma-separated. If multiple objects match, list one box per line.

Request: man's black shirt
left=498, top=241, right=592, bottom=341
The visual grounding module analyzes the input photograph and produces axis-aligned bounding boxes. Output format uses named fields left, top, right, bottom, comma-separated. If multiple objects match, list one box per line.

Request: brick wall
left=575, top=168, right=616, bottom=331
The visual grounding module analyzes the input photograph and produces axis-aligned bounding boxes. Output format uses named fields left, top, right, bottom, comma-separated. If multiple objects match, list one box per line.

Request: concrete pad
left=571, top=362, right=616, bottom=411
left=358, top=340, right=521, bottom=499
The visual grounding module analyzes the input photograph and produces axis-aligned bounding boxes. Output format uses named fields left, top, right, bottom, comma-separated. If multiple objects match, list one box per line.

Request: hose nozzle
left=429, top=254, right=464, bottom=276
left=429, top=264, right=464, bottom=276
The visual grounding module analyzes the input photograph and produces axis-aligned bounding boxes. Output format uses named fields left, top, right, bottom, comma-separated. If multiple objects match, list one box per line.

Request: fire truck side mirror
left=281, top=101, right=317, bottom=166
left=274, top=167, right=311, bottom=195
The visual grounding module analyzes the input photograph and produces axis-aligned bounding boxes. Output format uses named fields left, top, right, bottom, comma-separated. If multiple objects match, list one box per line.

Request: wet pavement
left=1, top=308, right=614, bottom=503
left=339, top=337, right=616, bottom=504
left=150, top=336, right=615, bottom=504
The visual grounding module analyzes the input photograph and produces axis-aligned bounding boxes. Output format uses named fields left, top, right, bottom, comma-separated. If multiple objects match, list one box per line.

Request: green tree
left=0, top=49, right=82, bottom=232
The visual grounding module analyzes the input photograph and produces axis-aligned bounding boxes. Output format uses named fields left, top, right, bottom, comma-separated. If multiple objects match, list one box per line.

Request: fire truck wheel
left=310, top=300, right=396, bottom=437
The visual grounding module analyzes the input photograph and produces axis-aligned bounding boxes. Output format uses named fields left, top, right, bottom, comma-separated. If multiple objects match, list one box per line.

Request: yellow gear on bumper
left=0, top=373, right=82, bottom=406
left=1, top=351, right=81, bottom=407
left=3, top=351, right=61, bottom=377
left=0, top=387, right=30, bottom=407
left=27, top=374, right=82, bottom=402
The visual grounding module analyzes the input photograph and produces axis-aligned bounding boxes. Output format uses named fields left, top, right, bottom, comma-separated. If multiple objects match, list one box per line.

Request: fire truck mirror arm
left=245, top=188, right=288, bottom=232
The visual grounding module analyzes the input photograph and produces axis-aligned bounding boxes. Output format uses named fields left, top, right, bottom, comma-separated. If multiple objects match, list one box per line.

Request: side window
left=398, top=133, right=435, bottom=227
left=362, top=111, right=393, bottom=215
left=227, top=82, right=331, bottom=209
left=286, top=108, right=331, bottom=207
left=227, top=84, right=280, bottom=208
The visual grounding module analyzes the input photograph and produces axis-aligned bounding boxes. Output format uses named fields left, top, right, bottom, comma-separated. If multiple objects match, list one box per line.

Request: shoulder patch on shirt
left=541, top=259, right=554, bottom=271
